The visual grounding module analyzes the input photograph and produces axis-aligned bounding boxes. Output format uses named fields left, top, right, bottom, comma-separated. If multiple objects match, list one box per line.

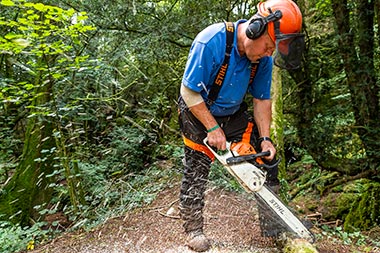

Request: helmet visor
left=273, top=33, right=305, bottom=70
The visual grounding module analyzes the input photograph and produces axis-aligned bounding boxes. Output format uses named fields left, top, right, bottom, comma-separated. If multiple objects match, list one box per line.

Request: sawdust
left=25, top=183, right=375, bottom=253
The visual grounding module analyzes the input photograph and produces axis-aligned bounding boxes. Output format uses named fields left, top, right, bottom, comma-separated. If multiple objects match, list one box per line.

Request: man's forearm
left=188, top=102, right=218, bottom=131
left=253, top=98, right=276, bottom=159
left=253, top=98, right=272, bottom=137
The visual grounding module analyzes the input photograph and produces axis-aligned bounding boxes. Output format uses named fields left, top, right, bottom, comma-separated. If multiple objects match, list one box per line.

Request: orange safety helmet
left=257, top=0, right=303, bottom=43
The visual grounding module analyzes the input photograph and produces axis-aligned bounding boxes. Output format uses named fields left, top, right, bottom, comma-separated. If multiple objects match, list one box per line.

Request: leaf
left=31, top=3, right=47, bottom=12
left=0, top=0, right=15, bottom=6
left=4, top=33, right=19, bottom=40
left=13, top=38, right=30, bottom=47
left=52, top=73, right=63, bottom=79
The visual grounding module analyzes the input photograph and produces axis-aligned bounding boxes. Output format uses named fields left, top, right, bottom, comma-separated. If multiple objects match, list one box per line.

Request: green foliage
left=0, top=0, right=96, bottom=116
left=46, top=125, right=182, bottom=231
left=0, top=1, right=94, bottom=64
left=344, top=182, right=380, bottom=232
left=104, top=125, right=155, bottom=172
left=0, top=221, right=50, bottom=253
left=0, top=126, right=19, bottom=183
left=319, top=191, right=359, bottom=221
left=65, top=152, right=180, bottom=230
left=0, top=125, right=184, bottom=252
left=0, top=0, right=99, bottom=228
left=321, top=225, right=370, bottom=247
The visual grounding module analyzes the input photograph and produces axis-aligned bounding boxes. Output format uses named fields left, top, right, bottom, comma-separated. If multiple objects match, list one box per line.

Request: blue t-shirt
left=182, top=20, right=273, bottom=117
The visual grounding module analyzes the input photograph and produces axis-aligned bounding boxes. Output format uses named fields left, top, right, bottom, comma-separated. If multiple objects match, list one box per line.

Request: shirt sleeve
left=181, top=41, right=216, bottom=93
left=248, top=56, right=273, bottom=99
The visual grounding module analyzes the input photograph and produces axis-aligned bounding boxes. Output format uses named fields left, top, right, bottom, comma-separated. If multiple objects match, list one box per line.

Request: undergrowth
left=0, top=221, right=51, bottom=253
left=319, top=225, right=380, bottom=252
left=0, top=126, right=183, bottom=253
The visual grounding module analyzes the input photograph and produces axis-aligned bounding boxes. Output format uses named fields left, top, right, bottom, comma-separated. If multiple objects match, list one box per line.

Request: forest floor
left=26, top=181, right=379, bottom=253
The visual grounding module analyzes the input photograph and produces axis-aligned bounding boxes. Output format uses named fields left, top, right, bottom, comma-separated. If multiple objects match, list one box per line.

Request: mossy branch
left=321, top=169, right=376, bottom=195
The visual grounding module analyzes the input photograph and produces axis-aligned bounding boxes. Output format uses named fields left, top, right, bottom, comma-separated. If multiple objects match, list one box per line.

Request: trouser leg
left=179, top=146, right=212, bottom=233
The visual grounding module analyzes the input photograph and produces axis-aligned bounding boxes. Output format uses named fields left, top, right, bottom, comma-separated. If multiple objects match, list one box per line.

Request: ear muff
left=245, top=9, right=283, bottom=40
left=246, top=18, right=266, bottom=40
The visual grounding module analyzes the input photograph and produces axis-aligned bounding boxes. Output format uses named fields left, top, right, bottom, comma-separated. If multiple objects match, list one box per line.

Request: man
left=178, top=0, right=305, bottom=251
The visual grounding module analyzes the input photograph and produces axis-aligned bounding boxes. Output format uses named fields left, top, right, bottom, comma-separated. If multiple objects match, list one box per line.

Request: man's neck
left=236, top=22, right=248, bottom=57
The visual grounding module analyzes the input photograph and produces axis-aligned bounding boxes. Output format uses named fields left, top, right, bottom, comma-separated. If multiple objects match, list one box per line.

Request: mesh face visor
left=272, top=19, right=305, bottom=70
left=273, top=33, right=305, bottom=69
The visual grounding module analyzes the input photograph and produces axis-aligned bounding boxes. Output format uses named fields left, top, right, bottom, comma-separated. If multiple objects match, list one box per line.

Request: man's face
left=245, top=34, right=276, bottom=62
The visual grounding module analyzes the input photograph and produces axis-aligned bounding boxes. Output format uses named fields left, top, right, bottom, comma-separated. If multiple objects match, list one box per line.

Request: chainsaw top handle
left=203, top=139, right=281, bottom=169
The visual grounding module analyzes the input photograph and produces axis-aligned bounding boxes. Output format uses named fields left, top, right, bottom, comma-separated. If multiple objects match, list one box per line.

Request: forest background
left=0, top=0, right=379, bottom=252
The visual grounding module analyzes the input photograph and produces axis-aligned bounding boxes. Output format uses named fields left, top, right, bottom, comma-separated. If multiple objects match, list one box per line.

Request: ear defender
left=246, top=18, right=266, bottom=40
left=245, top=9, right=283, bottom=40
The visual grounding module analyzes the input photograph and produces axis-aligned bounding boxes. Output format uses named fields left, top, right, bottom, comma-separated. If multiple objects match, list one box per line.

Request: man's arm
left=181, top=84, right=226, bottom=150
left=253, top=98, right=276, bottom=160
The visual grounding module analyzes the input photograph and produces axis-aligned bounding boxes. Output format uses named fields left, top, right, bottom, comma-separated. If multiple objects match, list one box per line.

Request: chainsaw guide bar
left=204, top=139, right=314, bottom=242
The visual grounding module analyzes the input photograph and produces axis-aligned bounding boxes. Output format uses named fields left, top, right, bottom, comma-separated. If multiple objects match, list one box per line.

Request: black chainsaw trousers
left=178, top=96, right=279, bottom=234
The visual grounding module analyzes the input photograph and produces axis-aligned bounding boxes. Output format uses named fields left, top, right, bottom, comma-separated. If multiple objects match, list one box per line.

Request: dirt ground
left=27, top=183, right=379, bottom=253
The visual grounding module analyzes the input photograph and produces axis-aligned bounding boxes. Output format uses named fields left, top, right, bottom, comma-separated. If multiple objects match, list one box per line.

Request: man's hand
left=207, top=127, right=226, bottom=151
left=185, top=101, right=227, bottom=151
left=260, top=140, right=276, bottom=161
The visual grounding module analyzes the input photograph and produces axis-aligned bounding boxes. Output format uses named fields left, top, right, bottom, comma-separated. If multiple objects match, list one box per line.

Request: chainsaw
left=204, top=138, right=314, bottom=242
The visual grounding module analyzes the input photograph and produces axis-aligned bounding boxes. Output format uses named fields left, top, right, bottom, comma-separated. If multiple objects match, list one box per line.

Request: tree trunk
left=343, top=182, right=380, bottom=232
left=326, top=0, right=380, bottom=231
left=0, top=77, right=56, bottom=225
left=332, top=0, right=380, bottom=163
left=377, top=0, right=380, bottom=30
left=271, top=67, right=286, bottom=198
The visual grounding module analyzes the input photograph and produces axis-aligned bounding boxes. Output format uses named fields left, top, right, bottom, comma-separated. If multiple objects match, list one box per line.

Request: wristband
left=207, top=124, right=220, bottom=133
left=258, top=136, right=273, bottom=145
